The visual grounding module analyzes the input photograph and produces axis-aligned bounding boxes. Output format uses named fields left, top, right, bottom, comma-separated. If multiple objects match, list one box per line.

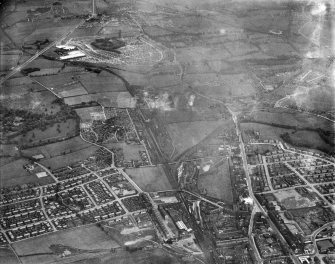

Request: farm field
left=33, top=72, right=81, bottom=88
left=126, top=165, right=172, bottom=192
left=78, top=72, right=127, bottom=93
left=0, top=158, right=54, bottom=187
left=167, top=121, right=222, bottom=155
left=197, top=158, right=233, bottom=204
left=57, top=83, right=88, bottom=98
left=64, top=92, right=135, bottom=108
left=0, top=248, right=20, bottom=264
left=12, top=224, right=120, bottom=264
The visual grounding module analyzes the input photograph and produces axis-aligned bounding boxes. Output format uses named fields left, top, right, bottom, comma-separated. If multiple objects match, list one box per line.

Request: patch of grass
left=126, top=166, right=172, bottom=192
left=0, top=158, right=54, bottom=187
left=167, top=120, right=222, bottom=157
left=0, top=248, right=20, bottom=264
left=21, top=136, right=93, bottom=159
left=40, top=145, right=99, bottom=170
left=13, top=224, right=119, bottom=264
left=197, top=158, right=233, bottom=204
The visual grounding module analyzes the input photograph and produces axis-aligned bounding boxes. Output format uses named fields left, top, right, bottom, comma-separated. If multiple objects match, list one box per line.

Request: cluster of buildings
left=298, top=164, right=335, bottom=184
left=85, top=180, right=115, bottom=205
left=122, top=196, right=147, bottom=212
left=52, top=163, right=89, bottom=181
left=55, top=45, right=86, bottom=61
left=53, top=201, right=124, bottom=230
left=0, top=199, right=43, bottom=231
left=253, top=212, right=292, bottom=263
left=7, top=221, right=53, bottom=242
left=0, top=187, right=40, bottom=206
left=0, top=157, right=153, bottom=244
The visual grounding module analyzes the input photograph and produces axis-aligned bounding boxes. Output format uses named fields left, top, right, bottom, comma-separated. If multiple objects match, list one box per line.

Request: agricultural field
left=126, top=165, right=172, bottom=192
left=0, top=158, right=54, bottom=187
left=12, top=224, right=120, bottom=264
left=78, top=71, right=127, bottom=93
left=64, top=92, right=136, bottom=108
left=57, top=83, right=88, bottom=98
left=197, top=158, right=233, bottom=204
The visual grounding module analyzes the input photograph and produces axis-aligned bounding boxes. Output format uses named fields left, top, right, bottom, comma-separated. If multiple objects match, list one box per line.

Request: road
left=0, top=19, right=85, bottom=85
left=28, top=76, right=60, bottom=98
left=284, top=162, right=333, bottom=207
left=228, top=108, right=301, bottom=264
left=248, top=207, right=263, bottom=264
left=278, top=142, right=335, bottom=165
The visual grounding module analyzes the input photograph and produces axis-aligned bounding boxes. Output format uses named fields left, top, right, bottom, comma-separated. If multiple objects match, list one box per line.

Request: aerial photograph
left=0, top=0, right=334, bottom=263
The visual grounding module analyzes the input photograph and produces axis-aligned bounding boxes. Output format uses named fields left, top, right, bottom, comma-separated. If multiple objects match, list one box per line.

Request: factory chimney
left=92, top=0, right=97, bottom=17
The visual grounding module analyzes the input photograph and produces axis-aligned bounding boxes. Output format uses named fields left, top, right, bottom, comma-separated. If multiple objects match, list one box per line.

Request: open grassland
left=21, top=136, right=93, bottom=159
left=40, top=145, right=99, bottom=169
left=78, top=72, right=127, bottom=93
left=1, top=54, right=20, bottom=72
left=75, top=106, right=104, bottom=123
left=0, top=158, right=54, bottom=187
left=57, top=83, right=88, bottom=98
left=13, top=118, right=78, bottom=147
left=241, top=122, right=334, bottom=154
left=126, top=166, right=172, bottom=192
left=241, top=122, right=294, bottom=142
left=286, top=130, right=334, bottom=154
left=0, top=248, right=20, bottom=264
left=197, top=158, right=233, bottom=204
left=167, top=121, right=222, bottom=156
left=52, top=248, right=183, bottom=264
left=33, top=72, right=81, bottom=88
left=1, top=90, right=61, bottom=115
left=64, top=92, right=135, bottom=108
left=106, top=142, right=145, bottom=161
left=13, top=224, right=120, bottom=264
left=274, top=189, right=316, bottom=209
left=246, top=109, right=334, bottom=131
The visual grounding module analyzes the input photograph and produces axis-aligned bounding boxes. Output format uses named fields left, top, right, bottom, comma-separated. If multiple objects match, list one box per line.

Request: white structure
left=60, top=50, right=86, bottom=60
left=56, top=44, right=76, bottom=50
left=36, top=172, right=48, bottom=178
